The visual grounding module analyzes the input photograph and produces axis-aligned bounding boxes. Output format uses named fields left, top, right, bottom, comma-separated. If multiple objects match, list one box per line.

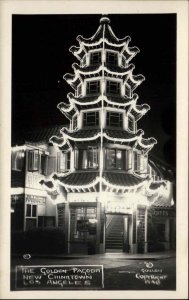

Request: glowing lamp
left=89, top=219, right=98, bottom=224
left=116, top=152, right=122, bottom=159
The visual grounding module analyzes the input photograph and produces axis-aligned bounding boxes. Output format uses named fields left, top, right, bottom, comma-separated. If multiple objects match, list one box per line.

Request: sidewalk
left=12, top=250, right=176, bottom=260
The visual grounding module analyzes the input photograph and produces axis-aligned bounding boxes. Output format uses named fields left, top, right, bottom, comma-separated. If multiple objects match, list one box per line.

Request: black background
left=12, top=14, right=176, bottom=166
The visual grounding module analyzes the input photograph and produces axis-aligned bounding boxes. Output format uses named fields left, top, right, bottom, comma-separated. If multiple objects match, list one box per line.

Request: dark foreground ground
left=11, top=252, right=176, bottom=291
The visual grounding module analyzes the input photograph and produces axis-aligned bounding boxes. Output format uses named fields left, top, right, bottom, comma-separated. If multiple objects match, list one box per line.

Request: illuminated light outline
left=77, top=34, right=133, bottom=48
left=70, top=39, right=139, bottom=65
left=103, top=129, right=143, bottom=143
left=132, top=137, right=157, bottom=154
left=64, top=63, right=135, bottom=79
left=66, top=93, right=137, bottom=108
left=59, top=130, right=101, bottom=142
left=130, top=103, right=150, bottom=118
left=41, top=172, right=150, bottom=192
left=101, top=176, right=149, bottom=191
left=55, top=127, right=145, bottom=144
left=64, top=68, right=145, bottom=95
left=57, top=101, right=77, bottom=113
left=124, top=73, right=145, bottom=91
left=12, top=145, right=27, bottom=151
left=54, top=174, right=100, bottom=190
left=69, top=44, right=87, bottom=60
left=46, top=16, right=160, bottom=197
left=49, top=135, right=73, bottom=151
left=68, top=94, right=103, bottom=106
left=50, top=128, right=156, bottom=148
left=11, top=187, right=24, bottom=194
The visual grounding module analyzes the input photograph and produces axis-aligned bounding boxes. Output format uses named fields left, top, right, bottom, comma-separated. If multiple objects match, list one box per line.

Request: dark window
left=11, top=150, right=24, bottom=171
left=32, top=205, right=37, bottom=217
left=57, top=152, right=70, bottom=172
left=26, top=204, right=37, bottom=217
left=25, top=218, right=37, bottom=230
left=26, top=204, right=31, bottom=217
left=70, top=206, right=97, bottom=241
left=83, top=111, right=99, bottom=127
left=86, top=81, right=100, bottom=94
left=57, top=205, right=65, bottom=227
left=128, top=115, right=135, bottom=132
left=28, top=149, right=39, bottom=172
left=106, top=52, right=118, bottom=65
left=106, top=149, right=123, bottom=170
left=106, top=80, right=120, bottom=95
left=107, top=111, right=123, bottom=127
left=156, top=223, right=166, bottom=242
left=90, top=52, right=101, bottom=65
left=38, top=216, right=55, bottom=228
left=40, top=154, right=48, bottom=175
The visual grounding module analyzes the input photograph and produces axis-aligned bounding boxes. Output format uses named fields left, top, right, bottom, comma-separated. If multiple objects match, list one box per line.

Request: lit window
left=83, top=111, right=99, bottom=127
left=87, top=147, right=98, bottom=169
left=133, top=153, right=147, bottom=173
left=106, top=52, right=118, bottom=65
left=70, top=206, right=97, bottom=241
left=90, top=52, right=101, bottom=65
left=107, top=111, right=123, bottom=128
left=78, top=147, right=99, bottom=170
left=106, top=80, right=120, bottom=95
left=86, top=81, right=100, bottom=94
left=140, top=155, right=148, bottom=173
left=106, top=148, right=123, bottom=170
left=11, top=150, right=24, bottom=171
left=128, top=115, right=135, bottom=132
left=134, top=152, right=139, bottom=172
left=126, top=149, right=132, bottom=170
left=28, top=149, right=39, bottom=172
left=57, top=152, right=70, bottom=172
left=40, top=154, right=48, bottom=175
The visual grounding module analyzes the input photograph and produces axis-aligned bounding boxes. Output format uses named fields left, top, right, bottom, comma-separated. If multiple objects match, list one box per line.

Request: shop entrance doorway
left=105, top=214, right=130, bottom=252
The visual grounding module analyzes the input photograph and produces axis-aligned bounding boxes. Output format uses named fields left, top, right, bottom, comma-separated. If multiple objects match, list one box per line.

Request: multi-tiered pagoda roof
left=41, top=15, right=163, bottom=197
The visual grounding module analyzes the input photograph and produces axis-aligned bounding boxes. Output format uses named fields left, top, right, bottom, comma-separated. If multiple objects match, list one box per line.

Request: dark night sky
left=12, top=14, right=176, bottom=166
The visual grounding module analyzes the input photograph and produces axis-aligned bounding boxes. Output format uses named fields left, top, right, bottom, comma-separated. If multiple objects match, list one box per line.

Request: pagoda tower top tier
left=69, top=15, right=140, bottom=64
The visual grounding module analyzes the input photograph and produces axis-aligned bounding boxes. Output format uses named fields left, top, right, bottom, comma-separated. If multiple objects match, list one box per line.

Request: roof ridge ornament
left=100, top=15, right=110, bottom=24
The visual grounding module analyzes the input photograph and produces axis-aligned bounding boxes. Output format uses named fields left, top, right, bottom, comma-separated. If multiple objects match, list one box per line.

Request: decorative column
left=64, top=202, right=70, bottom=254
left=144, top=206, right=148, bottom=253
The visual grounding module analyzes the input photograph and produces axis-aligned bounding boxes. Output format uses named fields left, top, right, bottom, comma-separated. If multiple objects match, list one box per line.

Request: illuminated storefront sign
left=68, top=193, right=97, bottom=203
left=25, top=195, right=46, bottom=205
left=106, top=201, right=133, bottom=214
left=150, top=208, right=175, bottom=217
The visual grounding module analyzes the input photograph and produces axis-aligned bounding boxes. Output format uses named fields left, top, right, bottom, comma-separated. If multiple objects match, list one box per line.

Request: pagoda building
left=40, top=16, right=175, bottom=254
